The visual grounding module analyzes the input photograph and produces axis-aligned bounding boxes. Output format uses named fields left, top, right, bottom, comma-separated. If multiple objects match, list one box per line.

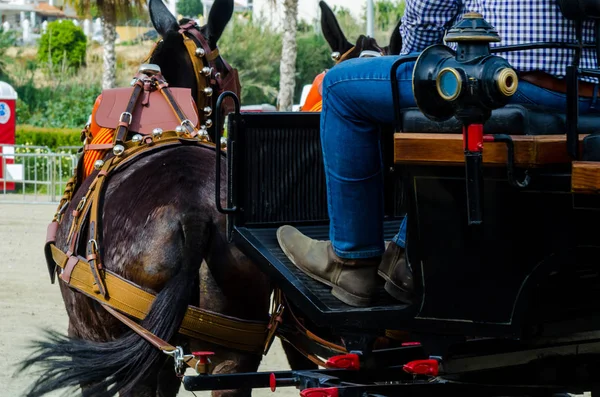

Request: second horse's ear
left=207, top=0, right=234, bottom=47
left=149, top=0, right=179, bottom=37
left=319, top=1, right=353, bottom=55
left=388, top=19, right=403, bottom=55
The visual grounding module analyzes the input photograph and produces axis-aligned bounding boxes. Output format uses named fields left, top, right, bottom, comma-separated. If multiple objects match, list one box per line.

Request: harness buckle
left=54, top=201, right=69, bottom=223
left=264, top=303, right=285, bottom=355
left=181, top=119, right=196, bottom=134
left=87, top=239, right=98, bottom=254
left=119, top=112, right=133, bottom=125
left=163, top=346, right=194, bottom=377
left=75, top=196, right=86, bottom=212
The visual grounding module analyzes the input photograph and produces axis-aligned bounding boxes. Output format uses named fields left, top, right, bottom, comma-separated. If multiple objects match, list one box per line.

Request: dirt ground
left=0, top=203, right=297, bottom=397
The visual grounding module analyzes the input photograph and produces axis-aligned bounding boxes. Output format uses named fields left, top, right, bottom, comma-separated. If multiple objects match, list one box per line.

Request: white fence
left=0, top=144, right=79, bottom=204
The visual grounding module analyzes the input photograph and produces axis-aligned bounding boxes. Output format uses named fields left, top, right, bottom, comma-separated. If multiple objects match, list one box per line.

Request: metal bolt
left=175, top=125, right=186, bottom=133
left=132, top=134, right=143, bottom=142
left=113, top=144, right=125, bottom=156
left=199, top=128, right=209, bottom=138
left=201, top=66, right=212, bottom=76
left=220, top=137, right=227, bottom=147
left=204, top=87, right=213, bottom=97
left=195, top=47, right=205, bottom=57
left=203, top=106, right=212, bottom=116
left=205, top=119, right=213, bottom=128
left=152, top=128, right=163, bottom=138
left=94, top=159, right=104, bottom=170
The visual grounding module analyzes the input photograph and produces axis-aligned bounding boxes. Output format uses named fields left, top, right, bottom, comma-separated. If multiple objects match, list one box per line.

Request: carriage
left=178, top=5, right=600, bottom=397
left=31, top=1, right=600, bottom=396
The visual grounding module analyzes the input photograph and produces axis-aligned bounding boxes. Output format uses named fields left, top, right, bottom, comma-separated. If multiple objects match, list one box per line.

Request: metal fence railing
left=0, top=145, right=79, bottom=204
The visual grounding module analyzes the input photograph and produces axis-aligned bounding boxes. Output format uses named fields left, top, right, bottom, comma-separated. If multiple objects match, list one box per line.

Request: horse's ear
left=149, top=0, right=179, bottom=36
left=319, top=1, right=353, bottom=55
left=207, top=0, right=233, bottom=47
left=388, top=19, right=403, bottom=55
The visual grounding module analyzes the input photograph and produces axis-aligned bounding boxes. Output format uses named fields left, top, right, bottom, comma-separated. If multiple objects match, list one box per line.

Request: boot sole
left=378, top=270, right=413, bottom=304
left=277, top=231, right=373, bottom=308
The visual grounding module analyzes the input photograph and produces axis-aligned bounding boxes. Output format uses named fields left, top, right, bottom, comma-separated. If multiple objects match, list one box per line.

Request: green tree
left=37, top=20, right=87, bottom=72
left=218, top=17, right=282, bottom=105
left=177, top=0, right=204, bottom=18
left=295, top=32, right=331, bottom=103
left=0, top=28, right=17, bottom=81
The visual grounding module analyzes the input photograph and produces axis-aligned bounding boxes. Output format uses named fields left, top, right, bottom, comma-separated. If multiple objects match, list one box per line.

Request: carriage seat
left=400, top=104, right=600, bottom=136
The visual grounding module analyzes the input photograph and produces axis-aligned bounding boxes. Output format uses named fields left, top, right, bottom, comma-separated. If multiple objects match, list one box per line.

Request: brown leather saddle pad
left=94, top=87, right=200, bottom=135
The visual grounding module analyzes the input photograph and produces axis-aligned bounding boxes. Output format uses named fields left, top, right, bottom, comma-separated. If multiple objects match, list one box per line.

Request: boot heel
left=332, top=286, right=372, bottom=307
left=384, top=281, right=413, bottom=305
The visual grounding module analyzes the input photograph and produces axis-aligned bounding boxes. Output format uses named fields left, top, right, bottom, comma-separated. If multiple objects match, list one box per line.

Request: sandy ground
left=0, top=203, right=297, bottom=397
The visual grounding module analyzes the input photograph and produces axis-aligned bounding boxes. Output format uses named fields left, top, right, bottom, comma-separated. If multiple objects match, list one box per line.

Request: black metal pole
left=215, top=91, right=240, bottom=214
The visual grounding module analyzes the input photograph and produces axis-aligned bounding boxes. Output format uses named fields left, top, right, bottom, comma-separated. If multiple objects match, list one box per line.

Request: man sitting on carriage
left=277, top=0, right=600, bottom=307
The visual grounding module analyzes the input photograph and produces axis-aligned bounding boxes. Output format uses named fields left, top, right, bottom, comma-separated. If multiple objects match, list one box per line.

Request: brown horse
left=320, top=0, right=402, bottom=61
left=301, top=0, right=402, bottom=112
left=20, top=0, right=274, bottom=396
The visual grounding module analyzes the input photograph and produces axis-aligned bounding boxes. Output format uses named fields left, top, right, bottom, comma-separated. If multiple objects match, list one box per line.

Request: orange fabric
left=82, top=95, right=115, bottom=179
left=301, top=72, right=325, bottom=112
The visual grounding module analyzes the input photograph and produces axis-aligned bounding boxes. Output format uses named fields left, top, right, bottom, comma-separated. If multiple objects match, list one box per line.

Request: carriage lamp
left=412, top=12, right=518, bottom=225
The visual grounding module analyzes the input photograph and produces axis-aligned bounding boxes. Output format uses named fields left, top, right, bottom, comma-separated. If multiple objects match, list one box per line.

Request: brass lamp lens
left=436, top=68, right=462, bottom=101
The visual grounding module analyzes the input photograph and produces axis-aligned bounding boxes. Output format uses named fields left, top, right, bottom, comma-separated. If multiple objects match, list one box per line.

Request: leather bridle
left=144, top=21, right=241, bottom=136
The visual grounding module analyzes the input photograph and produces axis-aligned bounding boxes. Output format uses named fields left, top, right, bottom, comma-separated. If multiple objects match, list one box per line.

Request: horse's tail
left=20, top=216, right=210, bottom=397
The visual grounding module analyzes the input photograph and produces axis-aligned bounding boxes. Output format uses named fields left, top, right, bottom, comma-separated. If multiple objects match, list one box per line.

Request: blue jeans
left=321, top=54, right=600, bottom=259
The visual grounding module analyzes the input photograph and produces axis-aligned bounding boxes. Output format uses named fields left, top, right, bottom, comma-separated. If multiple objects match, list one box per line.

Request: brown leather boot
left=378, top=241, right=414, bottom=304
left=276, top=225, right=381, bottom=307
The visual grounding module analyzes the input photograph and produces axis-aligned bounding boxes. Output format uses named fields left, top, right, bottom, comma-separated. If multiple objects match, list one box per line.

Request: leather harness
left=44, top=25, right=281, bottom=376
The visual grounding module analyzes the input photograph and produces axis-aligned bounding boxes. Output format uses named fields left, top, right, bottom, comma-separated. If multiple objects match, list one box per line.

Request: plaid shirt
left=399, top=0, right=598, bottom=81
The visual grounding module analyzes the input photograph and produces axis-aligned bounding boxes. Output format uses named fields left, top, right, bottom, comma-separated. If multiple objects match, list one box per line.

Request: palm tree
left=74, top=0, right=145, bottom=88
left=275, top=0, right=298, bottom=111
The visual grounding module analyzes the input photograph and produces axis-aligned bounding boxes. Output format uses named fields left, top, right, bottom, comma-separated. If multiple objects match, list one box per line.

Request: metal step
left=234, top=219, right=416, bottom=330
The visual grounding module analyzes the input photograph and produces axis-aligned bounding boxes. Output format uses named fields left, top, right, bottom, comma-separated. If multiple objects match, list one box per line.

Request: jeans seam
left=321, top=83, right=336, bottom=253
left=333, top=246, right=384, bottom=259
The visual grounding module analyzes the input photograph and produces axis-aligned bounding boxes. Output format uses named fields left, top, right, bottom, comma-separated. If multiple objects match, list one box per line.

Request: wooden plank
left=572, top=161, right=600, bottom=193
left=394, top=133, right=585, bottom=167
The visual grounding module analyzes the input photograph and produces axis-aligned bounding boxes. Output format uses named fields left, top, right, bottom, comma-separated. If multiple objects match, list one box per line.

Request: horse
left=301, top=0, right=402, bottom=112
left=19, top=0, right=276, bottom=396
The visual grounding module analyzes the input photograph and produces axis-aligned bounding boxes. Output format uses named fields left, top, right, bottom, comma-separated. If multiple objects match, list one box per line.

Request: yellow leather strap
left=182, top=33, right=210, bottom=111
left=50, top=244, right=269, bottom=353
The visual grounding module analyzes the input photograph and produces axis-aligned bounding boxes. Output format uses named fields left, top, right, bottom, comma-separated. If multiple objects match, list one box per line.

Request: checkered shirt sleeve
left=400, top=0, right=460, bottom=55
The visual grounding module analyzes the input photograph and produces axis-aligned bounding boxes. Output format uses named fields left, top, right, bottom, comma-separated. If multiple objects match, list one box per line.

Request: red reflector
left=483, top=134, right=495, bottom=143
left=401, top=342, right=421, bottom=347
left=191, top=351, right=215, bottom=364
left=300, top=387, right=339, bottom=397
left=325, top=353, right=360, bottom=370
left=270, top=373, right=277, bottom=392
left=403, top=359, right=439, bottom=376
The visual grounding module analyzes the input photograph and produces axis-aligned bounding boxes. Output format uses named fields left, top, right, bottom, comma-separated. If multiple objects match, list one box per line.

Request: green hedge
left=16, top=125, right=82, bottom=150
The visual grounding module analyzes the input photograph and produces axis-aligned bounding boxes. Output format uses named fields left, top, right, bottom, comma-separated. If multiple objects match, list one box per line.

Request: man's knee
left=321, top=58, right=367, bottom=100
